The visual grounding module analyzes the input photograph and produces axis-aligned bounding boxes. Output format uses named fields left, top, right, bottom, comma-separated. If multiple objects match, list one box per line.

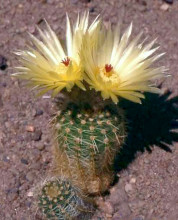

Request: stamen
left=105, top=64, right=113, bottom=72
left=61, top=57, right=70, bottom=66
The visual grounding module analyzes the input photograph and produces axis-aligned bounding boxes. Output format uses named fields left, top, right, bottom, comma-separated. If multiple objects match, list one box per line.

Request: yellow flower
left=13, top=12, right=100, bottom=96
left=81, top=23, right=166, bottom=104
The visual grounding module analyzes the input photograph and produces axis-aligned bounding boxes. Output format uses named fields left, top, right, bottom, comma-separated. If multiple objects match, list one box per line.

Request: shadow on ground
left=114, top=89, right=178, bottom=172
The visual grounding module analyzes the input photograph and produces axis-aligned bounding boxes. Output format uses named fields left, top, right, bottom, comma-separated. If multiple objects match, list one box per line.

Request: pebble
left=0, top=55, right=8, bottom=70
left=89, top=7, right=95, bottom=13
left=3, top=155, right=10, bottom=162
left=27, top=191, right=33, bottom=197
left=26, top=171, right=36, bottom=182
left=32, top=130, right=42, bottom=141
left=125, top=183, right=133, bottom=193
left=144, top=158, right=150, bottom=164
left=18, top=3, right=23, bottom=8
left=25, top=125, right=35, bottom=132
left=42, top=95, right=51, bottom=99
left=130, top=177, right=136, bottom=184
left=35, top=109, right=43, bottom=117
left=160, top=3, right=170, bottom=11
left=36, top=143, right=45, bottom=151
left=164, top=0, right=173, bottom=4
left=21, top=158, right=29, bottom=165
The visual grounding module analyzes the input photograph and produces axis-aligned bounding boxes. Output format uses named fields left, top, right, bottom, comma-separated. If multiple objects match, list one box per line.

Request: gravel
left=0, top=0, right=177, bottom=220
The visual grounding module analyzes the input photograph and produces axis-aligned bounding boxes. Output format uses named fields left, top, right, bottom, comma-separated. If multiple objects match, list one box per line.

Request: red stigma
left=61, top=57, right=70, bottom=66
left=105, top=64, right=113, bottom=72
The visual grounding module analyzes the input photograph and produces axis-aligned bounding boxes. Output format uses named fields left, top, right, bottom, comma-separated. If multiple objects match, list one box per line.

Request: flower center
left=104, top=64, right=113, bottom=77
left=61, top=57, right=70, bottom=66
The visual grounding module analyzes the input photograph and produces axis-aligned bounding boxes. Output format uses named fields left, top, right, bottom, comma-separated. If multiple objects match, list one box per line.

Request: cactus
left=38, top=178, right=95, bottom=220
left=52, top=102, right=126, bottom=195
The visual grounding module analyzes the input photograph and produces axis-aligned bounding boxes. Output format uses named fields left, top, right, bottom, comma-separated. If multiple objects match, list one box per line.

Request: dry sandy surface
left=0, top=0, right=178, bottom=220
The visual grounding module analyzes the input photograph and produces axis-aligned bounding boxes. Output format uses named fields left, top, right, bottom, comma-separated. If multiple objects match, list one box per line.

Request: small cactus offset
left=38, top=178, right=94, bottom=220
left=52, top=103, right=126, bottom=194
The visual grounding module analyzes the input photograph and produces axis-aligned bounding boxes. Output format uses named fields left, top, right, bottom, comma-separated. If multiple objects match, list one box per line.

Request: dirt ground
left=0, top=0, right=178, bottom=220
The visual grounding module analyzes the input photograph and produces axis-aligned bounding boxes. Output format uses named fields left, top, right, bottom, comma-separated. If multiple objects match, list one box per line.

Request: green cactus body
left=39, top=178, right=94, bottom=220
left=53, top=104, right=126, bottom=194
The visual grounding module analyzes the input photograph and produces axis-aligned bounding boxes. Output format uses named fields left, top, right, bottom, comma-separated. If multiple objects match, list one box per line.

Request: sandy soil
left=0, top=0, right=178, bottom=219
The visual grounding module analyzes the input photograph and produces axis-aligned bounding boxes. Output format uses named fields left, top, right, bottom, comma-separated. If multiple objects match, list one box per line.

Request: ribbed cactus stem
left=52, top=104, right=126, bottom=194
left=38, top=178, right=94, bottom=220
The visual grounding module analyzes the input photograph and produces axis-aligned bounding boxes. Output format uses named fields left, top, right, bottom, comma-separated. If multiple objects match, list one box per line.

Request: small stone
left=125, top=183, right=133, bottom=193
left=160, top=3, right=170, bottom=11
left=105, top=213, right=112, bottom=218
left=3, top=155, right=10, bottom=162
left=145, top=181, right=150, bottom=186
left=36, top=144, right=45, bottom=151
left=18, top=3, right=23, bottom=8
left=89, top=7, right=95, bottom=13
left=144, top=158, right=149, bottom=164
left=164, top=0, right=173, bottom=4
left=25, top=125, right=35, bottom=132
left=21, top=158, right=28, bottom=165
left=27, top=191, right=33, bottom=197
left=0, top=55, right=8, bottom=70
left=26, top=171, right=36, bottom=182
left=32, top=130, right=42, bottom=141
left=80, top=0, right=91, bottom=2
left=42, top=95, right=51, bottom=99
left=35, top=109, right=43, bottom=116
left=5, top=121, right=10, bottom=128
left=130, top=178, right=136, bottom=184
left=31, top=149, right=41, bottom=161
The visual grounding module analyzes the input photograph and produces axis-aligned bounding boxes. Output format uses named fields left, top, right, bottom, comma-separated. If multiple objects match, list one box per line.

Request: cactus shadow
left=114, top=89, right=178, bottom=172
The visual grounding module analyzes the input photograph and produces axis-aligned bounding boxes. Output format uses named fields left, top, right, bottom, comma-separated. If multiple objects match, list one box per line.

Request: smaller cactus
left=38, top=178, right=94, bottom=220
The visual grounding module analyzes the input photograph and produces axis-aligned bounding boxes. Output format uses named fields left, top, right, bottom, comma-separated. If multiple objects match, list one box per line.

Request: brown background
left=0, top=0, right=178, bottom=219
